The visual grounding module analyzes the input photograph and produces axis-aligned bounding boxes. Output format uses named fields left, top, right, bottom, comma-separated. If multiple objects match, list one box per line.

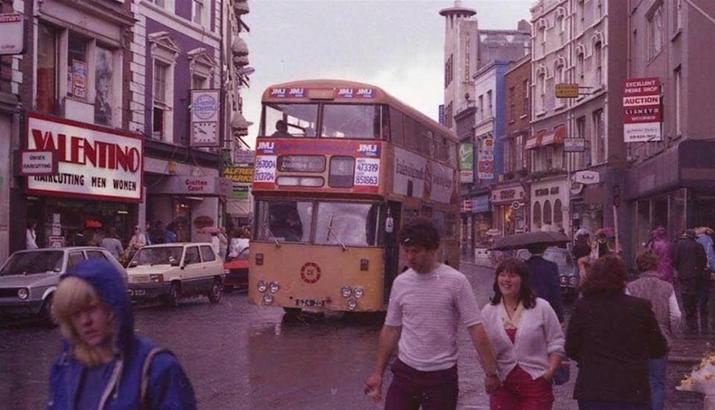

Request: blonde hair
left=52, top=277, right=116, bottom=366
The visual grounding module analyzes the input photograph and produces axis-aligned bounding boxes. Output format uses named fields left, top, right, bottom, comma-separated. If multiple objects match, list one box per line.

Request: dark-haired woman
left=566, top=256, right=667, bottom=410
left=482, top=257, right=565, bottom=409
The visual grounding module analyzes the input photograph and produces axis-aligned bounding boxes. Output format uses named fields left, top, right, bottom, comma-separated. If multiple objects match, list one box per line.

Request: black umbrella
left=491, top=231, right=570, bottom=251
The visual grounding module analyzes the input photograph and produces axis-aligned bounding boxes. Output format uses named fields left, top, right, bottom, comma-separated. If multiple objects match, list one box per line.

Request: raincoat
left=47, top=259, right=197, bottom=409
left=649, top=227, right=675, bottom=282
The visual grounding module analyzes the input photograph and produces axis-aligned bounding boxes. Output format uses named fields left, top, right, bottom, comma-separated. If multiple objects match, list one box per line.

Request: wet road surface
left=0, top=263, right=699, bottom=409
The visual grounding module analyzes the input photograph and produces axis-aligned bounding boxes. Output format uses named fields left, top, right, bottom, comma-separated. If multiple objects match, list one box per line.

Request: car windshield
left=131, top=247, right=183, bottom=266
left=0, top=251, right=64, bottom=275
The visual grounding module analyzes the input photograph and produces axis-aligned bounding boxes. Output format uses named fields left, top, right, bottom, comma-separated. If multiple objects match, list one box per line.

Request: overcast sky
left=240, top=0, right=533, bottom=148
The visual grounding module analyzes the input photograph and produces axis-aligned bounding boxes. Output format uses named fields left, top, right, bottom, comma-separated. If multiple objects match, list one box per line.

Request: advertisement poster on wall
left=458, top=142, right=474, bottom=183
left=477, top=136, right=494, bottom=180
left=72, top=60, right=88, bottom=99
left=623, top=77, right=662, bottom=143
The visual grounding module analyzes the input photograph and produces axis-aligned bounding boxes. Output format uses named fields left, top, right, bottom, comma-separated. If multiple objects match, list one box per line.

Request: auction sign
left=623, top=77, right=662, bottom=143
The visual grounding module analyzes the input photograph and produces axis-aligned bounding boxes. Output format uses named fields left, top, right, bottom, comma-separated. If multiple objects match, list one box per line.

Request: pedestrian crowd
left=365, top=218, right=711, bottom=410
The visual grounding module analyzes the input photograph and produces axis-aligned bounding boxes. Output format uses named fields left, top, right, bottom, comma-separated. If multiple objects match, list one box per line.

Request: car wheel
left=208, top=278, right=223, bottom=304
left=165, top=282, right=180, bottom=307
left=40, top=294, right=57, bottom=327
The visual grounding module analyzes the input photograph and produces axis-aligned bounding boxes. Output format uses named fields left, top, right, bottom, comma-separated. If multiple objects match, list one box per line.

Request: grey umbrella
left=491, top=231, right=570, bottom=251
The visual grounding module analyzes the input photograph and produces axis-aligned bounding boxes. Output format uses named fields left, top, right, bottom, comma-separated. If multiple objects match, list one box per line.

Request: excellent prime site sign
left=26, top=112, right=143, bottom=202
left=623, top=77, right=662, bottom=143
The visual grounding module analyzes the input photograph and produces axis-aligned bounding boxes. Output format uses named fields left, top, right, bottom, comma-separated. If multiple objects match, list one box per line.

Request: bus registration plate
left=295, top=298, right=325, bottom=307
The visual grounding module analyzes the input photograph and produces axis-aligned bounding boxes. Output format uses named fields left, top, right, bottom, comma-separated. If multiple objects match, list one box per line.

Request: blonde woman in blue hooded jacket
left=47, top=258, right=197, bottom=409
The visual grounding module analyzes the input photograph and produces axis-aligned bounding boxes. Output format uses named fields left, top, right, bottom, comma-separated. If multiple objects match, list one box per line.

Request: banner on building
left=458, top=142, right=473, bottom=183
left=623, top=77, right=662, bottom=143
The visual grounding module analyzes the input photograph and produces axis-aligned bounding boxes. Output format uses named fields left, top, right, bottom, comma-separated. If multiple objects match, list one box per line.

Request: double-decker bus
left=250, top=80, right=460, bottom=313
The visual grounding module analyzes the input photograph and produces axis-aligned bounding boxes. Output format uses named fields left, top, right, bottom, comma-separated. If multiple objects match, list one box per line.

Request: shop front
left=491, top=184, right=528, bottom=236
left=145, top=166, right=231, bottom=242
left=20, top=112, right=142, bottom=249
left=627, top=140, right=715, bottom=259
left=530, top=176, right=569, bottom=234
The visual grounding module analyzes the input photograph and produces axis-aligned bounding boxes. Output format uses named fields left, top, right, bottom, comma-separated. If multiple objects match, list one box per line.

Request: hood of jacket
left=62, top=258, right=134, bottom=352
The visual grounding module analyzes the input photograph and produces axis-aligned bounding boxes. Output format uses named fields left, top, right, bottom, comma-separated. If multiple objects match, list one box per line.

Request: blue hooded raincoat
left=47, top=258, right=197, bottom=409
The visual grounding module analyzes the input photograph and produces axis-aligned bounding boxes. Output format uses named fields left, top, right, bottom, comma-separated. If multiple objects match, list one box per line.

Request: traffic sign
left=555, top=83, right=579, bottom=98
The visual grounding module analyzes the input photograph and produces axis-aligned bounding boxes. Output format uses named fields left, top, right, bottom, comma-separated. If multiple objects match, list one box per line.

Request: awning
left=526, top=126, right=566, bottom=150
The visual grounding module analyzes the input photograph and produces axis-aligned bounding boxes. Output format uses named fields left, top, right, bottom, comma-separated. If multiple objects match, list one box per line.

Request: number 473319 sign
left=190, top=89, right=220, bottom=147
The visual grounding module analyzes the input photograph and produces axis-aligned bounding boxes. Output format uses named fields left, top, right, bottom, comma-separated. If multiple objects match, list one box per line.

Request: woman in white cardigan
left=481, top=257, right=565, bottom=410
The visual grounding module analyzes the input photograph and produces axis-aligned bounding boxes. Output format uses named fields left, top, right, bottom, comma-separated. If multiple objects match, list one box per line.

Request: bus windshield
left=314, top=202, right=380, bottom=246
left=322, top=104, right=383, bottom=139
left=256, top=200, right=313, bottom=243
left=264, top=103, right=318, bottom=137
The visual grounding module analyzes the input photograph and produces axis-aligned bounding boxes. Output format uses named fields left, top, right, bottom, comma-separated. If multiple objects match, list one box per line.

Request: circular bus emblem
left=300, top=262, right=321, bottom=284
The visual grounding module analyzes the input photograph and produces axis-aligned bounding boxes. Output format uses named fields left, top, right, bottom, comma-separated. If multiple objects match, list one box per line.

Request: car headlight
left=17, top=288, right=29, bottom=300
left=269, top=282, right=280, bottom=294
left=569, top=276, right=578, bottom=286
left=257, top=280, right=268, bottom=293
left=341, top=286, right=352, bottom=298
left=353, top=287, right=365, bottom=299
left=262, top=293, right=273, bottom=305
left=346, top=298, right=358, bottom=311
left=149, top=274, right=164, bottom=283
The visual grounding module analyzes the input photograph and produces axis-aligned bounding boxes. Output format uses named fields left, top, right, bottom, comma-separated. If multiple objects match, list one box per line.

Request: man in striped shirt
left=364, top=218, right=499, bottom=409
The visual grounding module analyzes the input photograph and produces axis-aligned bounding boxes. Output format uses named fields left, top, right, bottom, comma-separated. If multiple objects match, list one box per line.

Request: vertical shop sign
left=458, top=142, right=474, bottom=183
left=623, top=77, right=662, bottom=142
left=477, top=136, right=495, bottom=180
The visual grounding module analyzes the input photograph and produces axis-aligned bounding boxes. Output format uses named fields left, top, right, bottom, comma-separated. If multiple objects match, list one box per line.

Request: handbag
left=553, top=360, right=570, bottom=385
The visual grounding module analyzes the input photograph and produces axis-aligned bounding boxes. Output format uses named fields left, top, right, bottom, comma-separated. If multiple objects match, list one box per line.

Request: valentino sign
left=26, top=112, right=143, bottom=201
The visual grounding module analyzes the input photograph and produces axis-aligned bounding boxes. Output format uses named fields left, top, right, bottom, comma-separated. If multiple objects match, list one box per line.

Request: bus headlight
left=353, top=287, right=365, bottom=299
left=269, top=282, right=280, bottom=294
left=340, top=286, right=352, bottom=298
left=262, top=293, right=274, bottom=305
left=17, top=288, right=29, bottom=300
left=347, top=298, right=358, bottom=311
left=257, top=280, right=268, bottom=293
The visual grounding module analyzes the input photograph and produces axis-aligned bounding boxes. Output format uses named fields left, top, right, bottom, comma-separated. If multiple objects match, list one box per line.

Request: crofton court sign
left=25, top=112, right=143, bottom=202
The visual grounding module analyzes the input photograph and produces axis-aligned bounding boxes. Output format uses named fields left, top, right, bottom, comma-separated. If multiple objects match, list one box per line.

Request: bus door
left=384, top=201, right=401, bottom=300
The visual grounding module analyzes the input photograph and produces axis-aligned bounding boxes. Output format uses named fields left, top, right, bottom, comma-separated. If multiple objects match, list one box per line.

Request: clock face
left=192, top=121, right=217, bottom=145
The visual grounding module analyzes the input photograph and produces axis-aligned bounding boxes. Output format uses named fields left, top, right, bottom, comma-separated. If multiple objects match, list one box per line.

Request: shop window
left=200, top=245, right=216, bottom=261
left=533, top=202, right=542, bottom=228
left=36, top=25, right=58, bottom=114
left=184, top=246, right=201, bottom=265
left=543, top=200, right=553, bottom=225
left=554, top=199, right=563, bottom=227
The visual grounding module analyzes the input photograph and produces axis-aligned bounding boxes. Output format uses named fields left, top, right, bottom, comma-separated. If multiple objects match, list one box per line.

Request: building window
left=153, top=61, right=169, bottom=139
left=515, top=135, right=525, bottom=170
left=674, top=0, right=682, bottom=33
left=192, top=74, right=208, bottom=89
left=505, top=139, right=514, bottom=173
left=594, top=42, right=603, bottom=86
left=522, top=79, right=529, bottom=116
left=192, top=0, right=204, bottom=25
left=593, top=109, right=605, bottom=164
left=539, top=73, right=546, bottom=111
left=94, top=47, right=114, bottom=126
left=509, top=86, right=515, bottom=122
left=486, top=90, right=493, bottom=118
left=577, top=49, right=585, bottom=81
left=445, top=54, right=453, bottom=88
left=67, top=32, right=89, bottom=100
left=478, top=95, right=484, bottom=121
left=445, top=102, right=453, bottom=129
left=152, top=0, right=166, bottom=7
left=555, top=62, right=565, bottom=86
left=647, top=4, right=664, bottom=60
left=576, top=116, right=588, bottom=168
left=675, top=67, right=682, bottom=136
left=36, top=25, right=58, bottom=114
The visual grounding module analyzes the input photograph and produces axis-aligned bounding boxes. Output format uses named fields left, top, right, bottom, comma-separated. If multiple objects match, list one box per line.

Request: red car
left=223, top=247, right=249, bottom=290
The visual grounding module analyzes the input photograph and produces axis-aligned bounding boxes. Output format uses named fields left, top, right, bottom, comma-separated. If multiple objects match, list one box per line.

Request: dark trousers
left=680, top=279, right=699, bottom=332
left=384, top=359, right=458, bottom=410
left=578, top=400, right=649, bottom=410
left=698, top=277, right=711, bottom=331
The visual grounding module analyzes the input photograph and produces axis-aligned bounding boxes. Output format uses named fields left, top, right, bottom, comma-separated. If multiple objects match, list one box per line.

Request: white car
left=0, top=247, right=126, bottom=324
left=126, top=243, right=225, bottom=306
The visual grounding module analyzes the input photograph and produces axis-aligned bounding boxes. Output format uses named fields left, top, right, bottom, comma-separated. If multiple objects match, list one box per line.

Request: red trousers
left=489, top=366, right=554, bottom=410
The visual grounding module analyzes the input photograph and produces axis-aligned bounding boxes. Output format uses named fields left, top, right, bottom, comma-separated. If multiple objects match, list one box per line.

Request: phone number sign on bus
left=354, top=158, right=380, bottom=187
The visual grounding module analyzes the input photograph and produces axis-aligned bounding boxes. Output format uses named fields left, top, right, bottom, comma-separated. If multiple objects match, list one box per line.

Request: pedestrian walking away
left=481, top=257, right=565, bottom=410
left=695, top=226, right=715, bottom=332
left=100, top=227, right=124, bottom=261
left=626, top=251, right=682, bottom=410
left=364, top=218, right=499, bottom=410
left=566, top=256, right=667, bottom=410
left=47, top=258, right=197, bottom=409
left=524, top=244, right=564, bottom=323
left=648, top=226, right=674, bottom=283
left=672, top=229, right=708, bottom=333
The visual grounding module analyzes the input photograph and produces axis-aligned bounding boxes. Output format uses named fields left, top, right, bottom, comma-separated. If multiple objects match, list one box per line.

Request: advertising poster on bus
left=253, top=139, right=381, bottom=194
left=429, top=162, right=454, bottom=204
left=394, top=147, right=426, bottom=199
